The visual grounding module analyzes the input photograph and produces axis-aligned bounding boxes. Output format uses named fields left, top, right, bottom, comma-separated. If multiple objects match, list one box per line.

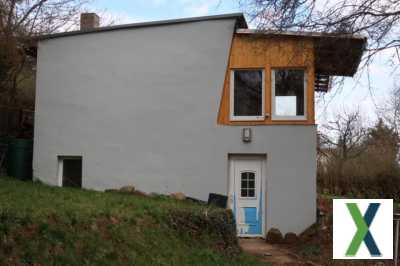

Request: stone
left=119, top=186, right=135, bottom=193
left=283, top=232, right=299, bottom=244
left=170, top=192, right=186, bottom=200
left=266, top=228, right=283, bottom=244
left=132, top=190, right=147, bottom=197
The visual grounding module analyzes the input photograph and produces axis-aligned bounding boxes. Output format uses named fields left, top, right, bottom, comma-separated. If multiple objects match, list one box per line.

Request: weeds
left=0, top=177, right=262, bottom=266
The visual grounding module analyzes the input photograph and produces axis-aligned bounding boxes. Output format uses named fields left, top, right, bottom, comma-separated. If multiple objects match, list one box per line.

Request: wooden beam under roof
left=236, top=29, right=367, bottom=77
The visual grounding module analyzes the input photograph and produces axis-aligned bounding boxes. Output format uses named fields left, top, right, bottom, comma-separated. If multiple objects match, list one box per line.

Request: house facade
left=33, top=13, right=365, bottom=236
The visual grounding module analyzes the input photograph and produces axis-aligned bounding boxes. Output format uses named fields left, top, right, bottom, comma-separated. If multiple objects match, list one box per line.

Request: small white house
left=33, top=13, right=365, bottom=236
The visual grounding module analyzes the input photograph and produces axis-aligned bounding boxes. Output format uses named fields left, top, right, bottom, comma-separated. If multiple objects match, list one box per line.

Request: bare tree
left=319, top=111, right=400, bottom=197
left=380, top=86, right=400, bottom=133
left=240, top=0, right=400, bottom=67
left=0, top=0, right=88, bottom=134
left=0, top=0, right=88, bottom=106
left=0, top=0, right=89, bottom=36
left=319, top=110, right=367, bottom=179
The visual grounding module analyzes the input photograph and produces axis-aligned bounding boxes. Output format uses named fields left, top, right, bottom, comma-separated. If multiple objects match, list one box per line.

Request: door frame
left=57, top=155, right=83, bottom=187
left=228, top=154, right=267, bottom=237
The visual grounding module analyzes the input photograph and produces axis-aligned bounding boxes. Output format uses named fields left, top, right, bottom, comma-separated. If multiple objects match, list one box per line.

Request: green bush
left=167, top=207, right=240, bottom=257
left=319, top=173, right=400, bottom=201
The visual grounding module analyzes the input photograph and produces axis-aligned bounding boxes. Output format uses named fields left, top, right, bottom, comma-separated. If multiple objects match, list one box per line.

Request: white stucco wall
left=34, top=18, right=316, bottom=234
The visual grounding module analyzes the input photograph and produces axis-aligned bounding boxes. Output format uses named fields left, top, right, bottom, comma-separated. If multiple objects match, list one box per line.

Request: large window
left=230, top=69, right=264, bottom=121
left=272, top=69, right=306, bottom=120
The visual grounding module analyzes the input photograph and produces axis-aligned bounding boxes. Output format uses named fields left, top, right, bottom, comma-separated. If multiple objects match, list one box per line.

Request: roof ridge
left=38, top=13, right=247, bottom=40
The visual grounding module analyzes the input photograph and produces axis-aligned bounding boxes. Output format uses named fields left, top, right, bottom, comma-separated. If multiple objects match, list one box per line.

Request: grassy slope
left=0, top=177, right=262, bottom=266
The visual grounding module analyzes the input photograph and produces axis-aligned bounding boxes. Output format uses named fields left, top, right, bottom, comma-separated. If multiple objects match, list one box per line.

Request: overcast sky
left=90, top=0, right=398, bottom=126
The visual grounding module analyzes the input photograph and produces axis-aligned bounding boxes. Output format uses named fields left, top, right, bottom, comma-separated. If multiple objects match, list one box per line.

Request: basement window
left=272, top=69, right=307, bottom=120
left=230, top=69, right=265, bottom=121
left=58, top=156, right=82, bottom=188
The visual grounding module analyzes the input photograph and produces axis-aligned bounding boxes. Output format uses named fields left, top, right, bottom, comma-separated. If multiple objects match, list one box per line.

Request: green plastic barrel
left=0, top=136, right=13, bottom=172
left=6, top=138, right=33, bottom=180
left=0, top=136, right=13, bottom=145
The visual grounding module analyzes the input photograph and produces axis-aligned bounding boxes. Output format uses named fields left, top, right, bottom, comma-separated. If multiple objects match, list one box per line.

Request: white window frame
left=271, top=68, right=307, bottom=120
left=239, top=171, right=257, bottom=200
left=230, top=69, right=265, bottom=121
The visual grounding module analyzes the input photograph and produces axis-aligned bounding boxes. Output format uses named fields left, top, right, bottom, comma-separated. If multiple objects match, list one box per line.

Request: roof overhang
left=24, top=13, right=246, bottom=58
left=236, top=29, right=367, bottom=77
left=314, top=35, right=366, bottom=76
left=37, top=13, right=247, bottom=41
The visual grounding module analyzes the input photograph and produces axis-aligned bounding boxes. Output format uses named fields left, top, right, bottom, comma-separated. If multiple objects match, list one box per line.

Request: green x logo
left=346, top=203, right=381, bottom=257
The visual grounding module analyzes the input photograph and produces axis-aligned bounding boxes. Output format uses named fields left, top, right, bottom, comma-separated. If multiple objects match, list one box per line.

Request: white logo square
left=333, top=199, right=393, bottom=259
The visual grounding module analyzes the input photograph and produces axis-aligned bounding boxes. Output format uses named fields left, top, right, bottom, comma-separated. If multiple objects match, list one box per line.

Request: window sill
left=271, top=115, right=307, bottom=121
left=230, top=116, right=265, bottom=122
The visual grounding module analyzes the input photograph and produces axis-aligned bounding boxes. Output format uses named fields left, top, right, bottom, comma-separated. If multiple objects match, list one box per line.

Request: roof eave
left=314, top=36, right=366, bottom=77
left=235, top=29, right=365, bottom=40
left=235, top=29, right=367, bottom=77
left=37, top=13, right=247, bottom=41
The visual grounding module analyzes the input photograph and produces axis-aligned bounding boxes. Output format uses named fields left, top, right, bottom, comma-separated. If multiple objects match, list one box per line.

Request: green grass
left=0, top=177, right=262, bottom=266
left=319, top=192, right=344, bottom=200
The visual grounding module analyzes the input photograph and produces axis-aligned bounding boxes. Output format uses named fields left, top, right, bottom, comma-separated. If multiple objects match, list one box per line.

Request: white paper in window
left=276, top=96, right=297, bottom=116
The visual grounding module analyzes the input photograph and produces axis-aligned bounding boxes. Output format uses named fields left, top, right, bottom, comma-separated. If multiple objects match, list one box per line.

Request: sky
left=89, top=0, right=398, bottom=126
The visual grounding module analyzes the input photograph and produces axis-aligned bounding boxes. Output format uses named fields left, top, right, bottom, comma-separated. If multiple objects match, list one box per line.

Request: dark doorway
left=60, top=157, right=82, bottom=188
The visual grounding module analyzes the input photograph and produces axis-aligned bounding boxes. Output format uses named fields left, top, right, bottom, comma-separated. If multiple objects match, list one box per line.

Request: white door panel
left=229, top=157, right=265, bottom=237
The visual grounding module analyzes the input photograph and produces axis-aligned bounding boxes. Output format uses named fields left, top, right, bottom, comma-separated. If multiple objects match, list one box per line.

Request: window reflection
left=274, top=69, right=305, bottom=117
left=234, top=70, right=263, bottom=117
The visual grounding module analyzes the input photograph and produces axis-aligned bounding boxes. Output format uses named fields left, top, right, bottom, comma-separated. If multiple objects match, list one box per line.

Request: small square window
left=58, top=156, right=82, bottom=188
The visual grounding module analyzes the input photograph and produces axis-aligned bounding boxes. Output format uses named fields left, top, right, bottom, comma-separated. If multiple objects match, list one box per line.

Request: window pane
left=248, top=180, right=255, bottom=189
left=247, top=172, right=255, bottom=181
left=248, top=189, right=255, bottom=197
left=274, top=69, right=304, bottom=116
left=234, top=70, right=263, bottom=116
left=241, top=180, right=247, bottom=189
left=241, top=189, right=248, bottom=197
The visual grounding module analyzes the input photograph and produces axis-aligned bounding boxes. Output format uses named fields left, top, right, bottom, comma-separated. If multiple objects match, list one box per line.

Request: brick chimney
left=80, top=13, right=100, bottom=31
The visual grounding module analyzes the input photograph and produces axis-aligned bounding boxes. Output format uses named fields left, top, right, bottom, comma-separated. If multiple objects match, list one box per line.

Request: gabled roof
left=38, top=13, right=247, bottom=40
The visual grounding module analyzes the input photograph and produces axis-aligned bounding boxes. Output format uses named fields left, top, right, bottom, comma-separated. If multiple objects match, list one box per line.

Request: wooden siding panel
left=217, top=34, right=315, bottom=125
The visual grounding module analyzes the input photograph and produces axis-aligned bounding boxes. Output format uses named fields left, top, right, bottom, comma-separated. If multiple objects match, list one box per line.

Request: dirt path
left=239, top=238, right=319, bottom=266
